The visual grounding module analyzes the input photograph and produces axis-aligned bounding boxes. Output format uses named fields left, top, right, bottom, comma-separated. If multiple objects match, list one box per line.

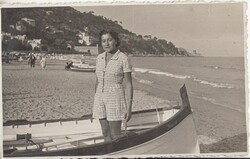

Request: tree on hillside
left=41, top=45, right=49, bottom=51
left=1, top=7, right=187, bottom=56
left=2, top=40, right=8, bottom=52
left=7, top=39, right=29, bottom=51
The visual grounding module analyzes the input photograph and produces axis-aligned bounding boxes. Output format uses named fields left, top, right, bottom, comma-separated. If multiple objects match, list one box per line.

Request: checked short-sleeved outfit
left=93, top=50, right=132, bottom=121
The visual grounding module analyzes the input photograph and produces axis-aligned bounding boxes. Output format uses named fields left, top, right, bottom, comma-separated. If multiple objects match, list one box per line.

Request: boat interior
left=3, top=106, right=182, bottom=154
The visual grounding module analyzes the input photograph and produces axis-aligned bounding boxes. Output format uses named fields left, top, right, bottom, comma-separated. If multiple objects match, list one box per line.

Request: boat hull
left=109, top=114, right=200, bottom=156
left=3, top=84, right=200, bottom=157
left=69, top=67, right=95, bottom=72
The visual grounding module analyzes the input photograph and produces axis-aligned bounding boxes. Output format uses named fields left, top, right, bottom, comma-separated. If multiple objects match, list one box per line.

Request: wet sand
left=2, top=59, right=248, bottom=154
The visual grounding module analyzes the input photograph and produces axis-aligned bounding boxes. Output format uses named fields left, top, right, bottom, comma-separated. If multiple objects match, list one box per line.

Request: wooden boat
left=3, top=84, right=200, bottom=157
left=65, top=58, right=96, bottom=72
left=69, top=65, right=96, bottom=72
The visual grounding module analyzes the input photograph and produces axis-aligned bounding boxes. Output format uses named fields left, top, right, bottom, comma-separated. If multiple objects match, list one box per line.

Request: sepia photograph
left=1, top=1, right=248, bottom=157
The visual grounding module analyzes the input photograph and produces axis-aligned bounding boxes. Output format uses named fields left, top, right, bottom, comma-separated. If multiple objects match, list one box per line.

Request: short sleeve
left=123, top=57, right=132, bottom=72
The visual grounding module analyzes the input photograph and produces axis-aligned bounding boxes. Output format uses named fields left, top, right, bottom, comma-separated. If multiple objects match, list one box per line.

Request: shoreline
left=132, top=78, right=247, bottom=153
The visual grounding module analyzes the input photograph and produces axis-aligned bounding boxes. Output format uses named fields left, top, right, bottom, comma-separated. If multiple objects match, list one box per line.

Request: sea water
left=131, top=57, right=246, bottom=113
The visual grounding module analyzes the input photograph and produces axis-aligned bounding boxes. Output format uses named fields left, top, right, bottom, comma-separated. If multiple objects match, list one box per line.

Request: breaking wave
left=193, top=78, right=235, bottom=89
left=133, top=67, right=190, bottom=79
left=133, top=67, right=235, bottom=89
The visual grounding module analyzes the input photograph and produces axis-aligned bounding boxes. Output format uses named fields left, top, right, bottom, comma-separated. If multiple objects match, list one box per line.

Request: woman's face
left=101, top=33, right=117, bottom=53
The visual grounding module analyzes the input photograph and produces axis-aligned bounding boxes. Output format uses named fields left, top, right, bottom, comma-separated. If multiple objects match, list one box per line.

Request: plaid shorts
left=93, top=85, right=126, bottom=121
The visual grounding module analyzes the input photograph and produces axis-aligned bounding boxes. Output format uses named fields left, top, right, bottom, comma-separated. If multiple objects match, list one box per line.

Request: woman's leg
left=99, top=118, right=112, bottom=142
left=109, top=121, right=122, bottom=140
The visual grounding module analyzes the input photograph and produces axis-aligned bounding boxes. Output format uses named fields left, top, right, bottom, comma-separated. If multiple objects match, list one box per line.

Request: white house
left=15, top=35, right=27, bottom=42
left=77, top=31, right=91, bottom=46
left=27, top=39, right=41, bottom=50
left=66, top=43, right=72, bottom=50
left=46, top=11, right=53, bottom=15
left=21, top=18, right=35, bottom=27
left=16, top=21, right=26, bottom=32
left=2, top=32, right=11, bottom=37
left=9, top=25, right=15, bottom=29
left=143, top=35, right=152, bottom=40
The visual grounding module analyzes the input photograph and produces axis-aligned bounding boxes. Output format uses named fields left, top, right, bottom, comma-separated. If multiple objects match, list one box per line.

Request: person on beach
left=29, top=53, right=36, bottom=68
left=93, top=30, right=133, bottom=142
left=40, top=55, right=46, bottom=69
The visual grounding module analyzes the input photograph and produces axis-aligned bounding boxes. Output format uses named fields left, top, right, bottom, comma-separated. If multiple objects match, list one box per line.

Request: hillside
left=1, top=7, right=194, bottom=56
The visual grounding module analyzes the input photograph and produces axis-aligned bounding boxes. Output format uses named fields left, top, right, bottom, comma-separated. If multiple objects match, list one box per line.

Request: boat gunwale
left=3, top=108, right=170, bottom=126
left=69, top=67, right=96, bottom=72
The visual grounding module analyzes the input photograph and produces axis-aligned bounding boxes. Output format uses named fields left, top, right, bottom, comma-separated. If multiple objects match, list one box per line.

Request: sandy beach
left=2, top=59, right=247, bottom=154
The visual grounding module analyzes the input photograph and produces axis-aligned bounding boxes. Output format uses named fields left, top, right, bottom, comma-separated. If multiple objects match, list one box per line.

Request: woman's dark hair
left=99, top=30, right=121, bottom=47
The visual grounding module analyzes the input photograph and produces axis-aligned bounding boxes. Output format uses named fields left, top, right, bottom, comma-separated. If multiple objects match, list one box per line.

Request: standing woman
left=93, top=30, right=133, bottom=142
left=40, top=55, right=46, bottom=69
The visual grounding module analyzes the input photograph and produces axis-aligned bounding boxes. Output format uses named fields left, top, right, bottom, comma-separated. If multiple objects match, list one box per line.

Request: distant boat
left=3, top=84, right=200, bottom=157
left=69, top=65, right=96, bottom=72
left=65, top=58, right=96, bottom=72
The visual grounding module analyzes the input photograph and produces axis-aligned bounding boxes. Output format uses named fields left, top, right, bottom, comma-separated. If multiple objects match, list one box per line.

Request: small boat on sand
left=69, top=65, right=96, bottom=72
left=65, top=58, right=96, bottom=72
left=3, top=84, right=200, bottom=157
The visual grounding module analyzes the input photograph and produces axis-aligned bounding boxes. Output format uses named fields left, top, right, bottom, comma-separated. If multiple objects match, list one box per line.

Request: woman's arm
left=95, top=77, right=98, bottom=93
left=124, top=72, right=133, bottom=122
left=94, top=57, right=99, bottom=93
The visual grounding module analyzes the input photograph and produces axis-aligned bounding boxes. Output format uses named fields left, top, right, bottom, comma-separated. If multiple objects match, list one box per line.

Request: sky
left=73, top=3, right=245, bottom=57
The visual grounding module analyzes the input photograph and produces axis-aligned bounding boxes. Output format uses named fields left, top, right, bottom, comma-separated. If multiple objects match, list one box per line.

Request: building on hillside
left=44, top=26, right=57, bottom=34
left=46, top=11, right=53, bottom=15
left=2, top=32, right=11, bottom=43
left=15, top=34, right=27, bottom=41
left=192, top=50, right=202, bottom=56
left=143, top=35, right=152, bottom=40
left=9, top=25, right=15, bottom=29
left=77, top=31, right=92, bottom=46
left=74, top=44, right=99, bottom=55
left=60, top=24, right=71, bottom=31
left=16, top=21, right=27, bottom=32
left=66, top=41, right=74, bottom=50
left=84, top=27, right=89, bottom=32
left=66, top=44, right=72, bottom=50
left=13, top=34, right=28, bottom=44
left=21, top=18, right=35, bottom=27
left=2, top=32, right=11, bottom=37
left=27, top=39, right=42, bottom=50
